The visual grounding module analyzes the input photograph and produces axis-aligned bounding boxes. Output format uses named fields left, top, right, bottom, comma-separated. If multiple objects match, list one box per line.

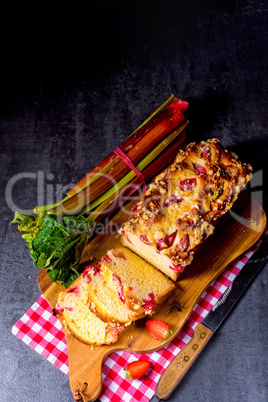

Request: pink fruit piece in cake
left=112, top=274, right=126, bottom=304
left=53, top=306, right=74, bottom=315
left=108, top=324, right=126, bottom=337
left=179, top=178, right=197, bottom=191
left=66, top=286, right=80, bottom=296
left=142, top=292, right=158, bottom=314
left=83, top=265, right=102, bottom=283
left=163, top=195, right=183, bottom=207
left=201, top=147, right=210, bottom=163
left=157, top=231, right=177, bottom=252
left=194, top=163, right=207, bottom=175
left=139, top=234, right=152, bottom=245
left=169, top=263, right=185, bottom=272
left=176, top=233, right=189, bottom=253
left=102, top=254, right=113, bottom=264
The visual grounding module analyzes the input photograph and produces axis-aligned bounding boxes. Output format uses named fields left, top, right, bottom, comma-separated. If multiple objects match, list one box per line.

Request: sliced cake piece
left=121, top=138, right=252, bottom=281
left=55, top=275, right=126, bottom=345
left=82, top=265, right=145, bottom=325
left=99, top=245, right=175, bottom=314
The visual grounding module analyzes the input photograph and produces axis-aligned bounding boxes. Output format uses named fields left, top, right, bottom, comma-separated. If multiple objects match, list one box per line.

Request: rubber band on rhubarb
left=113, top=147, right=147, bottom=195
left=85, top=125, right=188, bottom=219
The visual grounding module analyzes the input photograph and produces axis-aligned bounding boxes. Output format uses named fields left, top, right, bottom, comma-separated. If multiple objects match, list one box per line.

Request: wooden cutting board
left=38, top=191, right=266, bottom=402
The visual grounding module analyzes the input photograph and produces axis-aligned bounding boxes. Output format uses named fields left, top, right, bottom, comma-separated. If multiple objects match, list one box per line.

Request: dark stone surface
left=0, top=1, right=267, bottom=401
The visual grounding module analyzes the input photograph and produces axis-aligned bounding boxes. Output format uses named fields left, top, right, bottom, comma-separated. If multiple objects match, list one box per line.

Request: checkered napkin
left=12, top=239, right=262, bottom=402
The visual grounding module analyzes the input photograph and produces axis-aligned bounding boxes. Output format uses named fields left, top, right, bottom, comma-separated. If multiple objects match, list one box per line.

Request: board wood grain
left=38, top=191, right=266, bottom=402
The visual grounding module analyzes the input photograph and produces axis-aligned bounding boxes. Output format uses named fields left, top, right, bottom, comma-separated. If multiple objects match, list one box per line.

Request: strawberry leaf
left=161, top=329, right=173, bottom=342
left=123, top=368, right=133, bottom=381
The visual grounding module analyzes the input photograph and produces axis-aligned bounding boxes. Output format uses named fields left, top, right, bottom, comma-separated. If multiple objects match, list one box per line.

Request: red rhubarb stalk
left=49, top=110, right=187, bottom=216
left=88, top=129, right=187, bottom=223
left=67, top=98, right=188, bottom=198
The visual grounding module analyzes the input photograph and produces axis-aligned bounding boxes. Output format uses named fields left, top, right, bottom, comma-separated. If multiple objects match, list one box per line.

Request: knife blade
left=155, top=234, right=268, bottom=401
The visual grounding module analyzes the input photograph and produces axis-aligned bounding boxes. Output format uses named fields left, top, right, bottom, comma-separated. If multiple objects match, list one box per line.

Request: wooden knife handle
left=155, top=322, right=214, bottom=400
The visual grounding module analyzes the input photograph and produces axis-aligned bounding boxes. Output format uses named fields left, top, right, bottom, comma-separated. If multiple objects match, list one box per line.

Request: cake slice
left=99, top=245, right=175, bottom=314
left=83, top=265, right=145, bottom=325
left=55, top=245, right=175, bottom=344
left=55, top=275, right=126, bottom=345
left=121, top=138, right=252, bottom=281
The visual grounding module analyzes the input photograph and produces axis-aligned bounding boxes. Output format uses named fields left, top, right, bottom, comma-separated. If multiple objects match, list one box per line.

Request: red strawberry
left=145, top=319, right=173, bottom=341
left=124, top=360, right=151, bottom=381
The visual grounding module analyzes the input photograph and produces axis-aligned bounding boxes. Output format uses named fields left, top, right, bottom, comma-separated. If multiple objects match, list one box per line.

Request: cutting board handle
left=68, top=342, right=109, bottom=402
left=74, top=382, right=89, bottom=402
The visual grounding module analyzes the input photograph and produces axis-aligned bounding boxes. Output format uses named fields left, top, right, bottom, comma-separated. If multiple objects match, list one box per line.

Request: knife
left=155, top=233, right=268, bottom=401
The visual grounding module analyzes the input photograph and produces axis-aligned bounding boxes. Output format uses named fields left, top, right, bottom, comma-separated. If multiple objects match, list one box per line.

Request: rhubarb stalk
left=48, top=110, right=187, bottom=216
left=67, top=96, right=188, bottom=198
left=87, top=129, right=187, bottom=223
left=34, top=96, right=187, bottom=214
left=82, top=121, right=188, bottom=215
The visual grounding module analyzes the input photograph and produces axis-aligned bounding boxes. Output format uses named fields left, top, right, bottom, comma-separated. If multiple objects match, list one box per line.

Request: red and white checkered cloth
left=12, top=239, right=263, bottom=402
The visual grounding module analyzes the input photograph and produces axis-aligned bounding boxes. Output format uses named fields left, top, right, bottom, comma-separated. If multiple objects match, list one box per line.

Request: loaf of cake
left=55, top=275, right=126, bottom=345
left=121, top=139, right=252, bottom=281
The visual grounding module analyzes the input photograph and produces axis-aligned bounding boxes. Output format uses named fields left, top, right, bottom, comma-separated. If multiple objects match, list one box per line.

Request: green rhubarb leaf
left=10, top=211, right=45, bottom=249
left=11, top=211, right=94, bottom=287
left=30, top=214, right=94, bottom=287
